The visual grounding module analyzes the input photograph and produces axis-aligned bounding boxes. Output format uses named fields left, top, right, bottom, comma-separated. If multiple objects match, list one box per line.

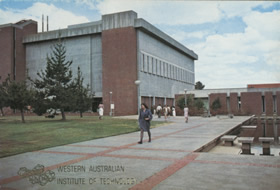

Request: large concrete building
left=0, top=11, right=198, bottom=115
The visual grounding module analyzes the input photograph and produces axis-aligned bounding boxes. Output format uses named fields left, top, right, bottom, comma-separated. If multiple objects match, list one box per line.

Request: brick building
left=0, top=11, right=198, bottom=115
left=0, top=20, right=37, bottom=83
left=176, top=84, right=280, bottom=116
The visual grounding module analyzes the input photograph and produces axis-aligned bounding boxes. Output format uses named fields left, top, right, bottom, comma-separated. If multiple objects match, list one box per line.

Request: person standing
left=184, top=105, right=189, bottom=123
left=98, top=103, right=104, bottom=120
left=138, top=103, right=153, bottom=144
left=167, top=105, right=171, bottom=119
left=156, top=104, right=162, bottom=118
left=163, top=105, right=168, bottom=121
left=172, top=106, right=176, bottom=117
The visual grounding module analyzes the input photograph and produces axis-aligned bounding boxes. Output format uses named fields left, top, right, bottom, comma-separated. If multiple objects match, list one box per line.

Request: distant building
left=175, top=83, right=280, bottom=116
left=0, top=11, right=198, bottom=115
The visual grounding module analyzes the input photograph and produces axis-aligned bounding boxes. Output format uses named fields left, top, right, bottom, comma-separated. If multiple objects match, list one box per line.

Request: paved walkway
left=0, top=116, right=280, bottom=190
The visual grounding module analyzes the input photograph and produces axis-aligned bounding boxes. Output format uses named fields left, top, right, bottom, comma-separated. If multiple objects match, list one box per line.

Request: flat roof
left=0, top=20, right=37, bottom=29
left=23, top=11, right=197, bottom=60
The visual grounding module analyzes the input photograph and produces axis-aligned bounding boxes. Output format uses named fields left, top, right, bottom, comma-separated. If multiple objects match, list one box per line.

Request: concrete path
left=0, top=116, right=280, bottom=190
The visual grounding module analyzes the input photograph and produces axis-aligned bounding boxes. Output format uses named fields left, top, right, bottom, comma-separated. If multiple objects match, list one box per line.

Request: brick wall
left=277, top=91, right=280, bottom=115
left=0, top=26, right=13, bottom=83
left=229, top=93, right=239, bottom=115
left=241, top=92, right=262, bottom=116
left=166, top=98, right=174, bottom=107
left=209, top=93, right=227, bottom=115
left=0, top=22, right=37, bottom=83
left=141, top=96, right=153, bottom=109
left=248, top=83, right=280, bottom=88
left=102, top=27, right=138, bottom=116
left=265, top=92, right=273, bottom=116
left=155, top=97, right=164, bottom=107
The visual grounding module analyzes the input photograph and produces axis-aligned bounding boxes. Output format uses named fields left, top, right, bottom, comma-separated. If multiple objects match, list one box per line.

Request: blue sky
left=0, top=0, right=279, bottom=89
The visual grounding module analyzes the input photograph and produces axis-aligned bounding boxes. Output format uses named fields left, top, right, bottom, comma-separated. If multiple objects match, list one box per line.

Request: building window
left=169, top=65, right=172, bottom=78
left=238, top=97, right=241, bottom=110
left=152, top=58, right=156, bottom=75
left=147, top=56, right=150, bottom=73
left=160, top=61, right=163, bottom=76
left=141, top=54, right=145, bottom=71
left=165, top=63, right=168, bottom=77
left=162, top=61, right=164, bottom=77
left=174, top=66, right=177, bottom=80
left=149, top=56, right=153, bottom=74
left=166, top=64, right=169, bottom=78
left=179, top=68, right=182, bottom=81
left=156, top=59, right=160, bottom=75
left=144, top=55, right=147, bottom=72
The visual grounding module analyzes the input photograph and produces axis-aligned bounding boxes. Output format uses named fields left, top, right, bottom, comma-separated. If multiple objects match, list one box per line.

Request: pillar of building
left=102, top=12, right=138, bottom=116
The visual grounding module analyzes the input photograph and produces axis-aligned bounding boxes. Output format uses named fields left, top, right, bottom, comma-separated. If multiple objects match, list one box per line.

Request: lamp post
left=109, top=91, right=112, bottom=116
left=208, top=93, right=210, bottom=117
left=149, top=95, right=152, bottom=109
left=184, top=89, right=187, bottom=106
left=135, top=80, right=141, bottom=115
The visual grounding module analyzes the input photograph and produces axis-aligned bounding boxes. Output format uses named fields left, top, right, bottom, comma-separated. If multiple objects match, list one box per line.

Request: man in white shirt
left=156, top=104, right=162, bottom=118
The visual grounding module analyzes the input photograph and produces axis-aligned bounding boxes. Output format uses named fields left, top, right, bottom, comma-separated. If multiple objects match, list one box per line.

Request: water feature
left=240, top=117, right=280, bottom=144
left=239, top=117, right=280, bottom=155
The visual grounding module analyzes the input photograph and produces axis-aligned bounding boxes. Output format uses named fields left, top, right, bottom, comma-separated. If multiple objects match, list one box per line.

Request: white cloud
left=97, top=0, right=222, bottom=25
left=190, top=8, right=280, bottom=88
left=0, top=2, right=89, bottom=32
left=75, top=0, right=100, bottom=10
left=243, top=10, right=280, bottom=40
left=218, top=1, right=275, bottom=18
left=195, top=61, right=279, bottom=88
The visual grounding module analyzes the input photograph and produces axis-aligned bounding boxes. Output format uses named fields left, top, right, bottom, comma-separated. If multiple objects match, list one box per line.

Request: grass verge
left=0, top=115, right=166, bottom=158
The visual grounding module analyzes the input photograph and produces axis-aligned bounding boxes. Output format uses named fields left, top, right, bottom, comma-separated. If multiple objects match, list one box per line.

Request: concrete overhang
left=180, top=87, right=280, bottom=98
left=134, top=18, right=198, bottom=60
left=23, top=22, right=102, bottom=43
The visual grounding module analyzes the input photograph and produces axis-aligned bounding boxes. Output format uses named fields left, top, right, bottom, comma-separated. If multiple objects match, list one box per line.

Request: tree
left=211, top=97, right=221, bottom=111
left=176, top=95, right=193, bottom=110
left=72, top=67, right=92, bottom=118
left=0, top=77, right=9, bottom=116
left=194, top=98, right=205, bottom=110
left=195, top=81, right=205, bottom=90
left=32, top=37, right=74, bottom=120
left=5, top=76, right=34, bottom=123
left=31, top=91, right=51, bottom=116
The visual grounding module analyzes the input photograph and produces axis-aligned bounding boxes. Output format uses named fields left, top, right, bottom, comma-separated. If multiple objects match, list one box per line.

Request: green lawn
left=0, top=115, right=166, bottom=158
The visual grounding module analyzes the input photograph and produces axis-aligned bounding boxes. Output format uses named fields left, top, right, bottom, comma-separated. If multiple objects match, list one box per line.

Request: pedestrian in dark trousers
left=138, top=103, right=153, bottom=144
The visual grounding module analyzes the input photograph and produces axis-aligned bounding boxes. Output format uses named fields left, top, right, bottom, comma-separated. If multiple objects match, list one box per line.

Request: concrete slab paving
left=155, top=153, right=280, bottom=190
left=1, top=116, right=279, bottom=190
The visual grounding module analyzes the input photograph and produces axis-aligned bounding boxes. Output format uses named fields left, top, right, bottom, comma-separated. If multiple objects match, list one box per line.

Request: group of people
left=97, top=101, right=189, bottom=144
left=155, top=104, right=176, bottom=120
left=138, top=103, right=189, bottom=144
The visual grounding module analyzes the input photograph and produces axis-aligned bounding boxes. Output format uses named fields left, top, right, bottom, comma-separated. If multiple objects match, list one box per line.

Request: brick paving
left=0, top=116, right=279, bottom=190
